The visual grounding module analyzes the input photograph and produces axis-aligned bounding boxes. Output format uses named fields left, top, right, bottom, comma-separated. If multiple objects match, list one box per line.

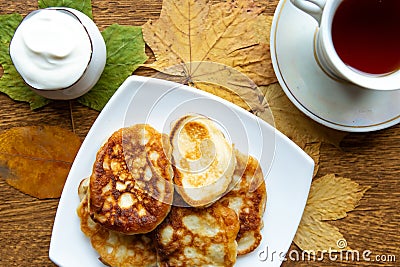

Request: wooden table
left=0, top=0, right=398, bottom=266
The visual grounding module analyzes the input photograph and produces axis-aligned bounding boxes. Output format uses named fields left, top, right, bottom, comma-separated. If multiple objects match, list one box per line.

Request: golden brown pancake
left=170, top=115, right=236, bottom=207
left=88, top=124, right=174, bottom=234
left=154, top=204, right=240, bottom=267
left=77, top=184, right=157, bottom=267
left=218, top=150, right=267, bottom=255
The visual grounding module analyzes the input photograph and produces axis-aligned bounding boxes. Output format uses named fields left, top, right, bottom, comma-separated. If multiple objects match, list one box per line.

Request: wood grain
left=0, top=0, right=399, bottom=266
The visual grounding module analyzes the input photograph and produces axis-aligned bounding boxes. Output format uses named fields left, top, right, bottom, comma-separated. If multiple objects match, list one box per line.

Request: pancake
left=77, top=181, right=157, bottom=267
left=154, top=204, right=240, bottom=267
left=88, top=124, right=174, bottom=234
left=78, top=176, right=89, bottom=201
left=170, top=115, right=236, bottom=207
left=218, top=150, right=267, bottom=255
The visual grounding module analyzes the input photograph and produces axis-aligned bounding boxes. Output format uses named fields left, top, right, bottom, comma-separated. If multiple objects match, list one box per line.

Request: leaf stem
left=69, top=100, right=76, bottom=134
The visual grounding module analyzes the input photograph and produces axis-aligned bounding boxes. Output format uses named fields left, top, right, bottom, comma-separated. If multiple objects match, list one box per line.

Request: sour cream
left=10, top=8, right=106, bottom=100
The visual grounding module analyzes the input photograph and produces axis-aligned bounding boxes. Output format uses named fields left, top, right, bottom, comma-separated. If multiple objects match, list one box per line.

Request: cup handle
left=290, top=0, right=327, bottom=24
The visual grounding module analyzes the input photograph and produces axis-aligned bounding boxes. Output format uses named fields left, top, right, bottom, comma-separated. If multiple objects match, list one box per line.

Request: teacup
left=290, top=0, right=400, bottom=90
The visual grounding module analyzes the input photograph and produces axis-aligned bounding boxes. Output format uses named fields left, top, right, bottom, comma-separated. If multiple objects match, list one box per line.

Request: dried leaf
left=294, top=174, right=370, bottom=252
left=186, top=61, right=267, bottom=113
left=294, top=213, right=351, bottom=252
left=259, top=83, right=347, bottom=148
left=306, top=174, right=370, bottom=220
left=142, top=0, right=277, bottom=91
left=0, top=126, right=82, bottom=199
left=303, top=142, right=321, bottom=177
left=194, top=82, right=251, bottom=111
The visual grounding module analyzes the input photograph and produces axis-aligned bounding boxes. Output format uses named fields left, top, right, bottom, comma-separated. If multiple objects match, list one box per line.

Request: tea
left=332, top=0, right=400, bottom=74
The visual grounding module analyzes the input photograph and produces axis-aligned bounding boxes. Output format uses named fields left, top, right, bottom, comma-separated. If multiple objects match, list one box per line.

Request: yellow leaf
left=303, top=142, right=321, bottom=177
left=142, top=0, right=276, bottom=87
left=0, top=126, right=82, bottom=199
left=259, top=83, right=347, bottom=148
left=305, top=174, right=370, bottom=220
left=194, top=82, right=252, bottom=111
left=187, top=61, right=267, bottom=112
left=294, top=174, right=370, bottom=252
left=294, top=213, right=351, bottom=252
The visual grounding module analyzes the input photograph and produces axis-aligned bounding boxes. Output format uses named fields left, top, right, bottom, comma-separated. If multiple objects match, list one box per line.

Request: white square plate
left=49, top=75, right=314, bottom=266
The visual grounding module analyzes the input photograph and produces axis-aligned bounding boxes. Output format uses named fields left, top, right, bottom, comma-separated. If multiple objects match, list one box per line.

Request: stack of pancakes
left=77, top=115, right=267, bottom=267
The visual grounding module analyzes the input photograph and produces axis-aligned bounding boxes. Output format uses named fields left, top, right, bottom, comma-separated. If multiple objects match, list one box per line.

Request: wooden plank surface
left=0, top=0, right=399, bottom=266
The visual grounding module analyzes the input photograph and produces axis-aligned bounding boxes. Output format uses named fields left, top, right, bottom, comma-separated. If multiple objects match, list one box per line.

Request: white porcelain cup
left=290, top=0, right=400, bottom=91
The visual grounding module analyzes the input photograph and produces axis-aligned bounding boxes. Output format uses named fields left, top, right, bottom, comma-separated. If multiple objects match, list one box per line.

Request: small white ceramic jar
left=10, top=7, right=106, bottom=100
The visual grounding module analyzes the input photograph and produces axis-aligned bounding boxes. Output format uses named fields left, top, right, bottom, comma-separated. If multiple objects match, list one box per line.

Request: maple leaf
left=259, top=83, right=347, bottom=149
left=142, top=0, right=277, bottom=96
left=189, top=61, right=266, bottom=112
left=294, top=174, right=370, bottom=252
left=258, top=83, right=347, bottom=176
left=0, top=126, right=82, bottom=199
left=303, top=142, right=321, bottom=177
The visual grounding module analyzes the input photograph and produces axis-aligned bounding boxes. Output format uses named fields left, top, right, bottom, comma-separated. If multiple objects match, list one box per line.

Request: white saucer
left=270, top=0, right=400, bottom=132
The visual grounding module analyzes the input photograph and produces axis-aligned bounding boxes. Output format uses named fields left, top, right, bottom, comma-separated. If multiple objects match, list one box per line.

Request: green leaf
left=0, top=13, right=51, bottom=110
left=0, top=14, right=21, bottom=43
left=78, top=24, right=148, bottom=111
left=38, top=0, right=93, bottom=19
